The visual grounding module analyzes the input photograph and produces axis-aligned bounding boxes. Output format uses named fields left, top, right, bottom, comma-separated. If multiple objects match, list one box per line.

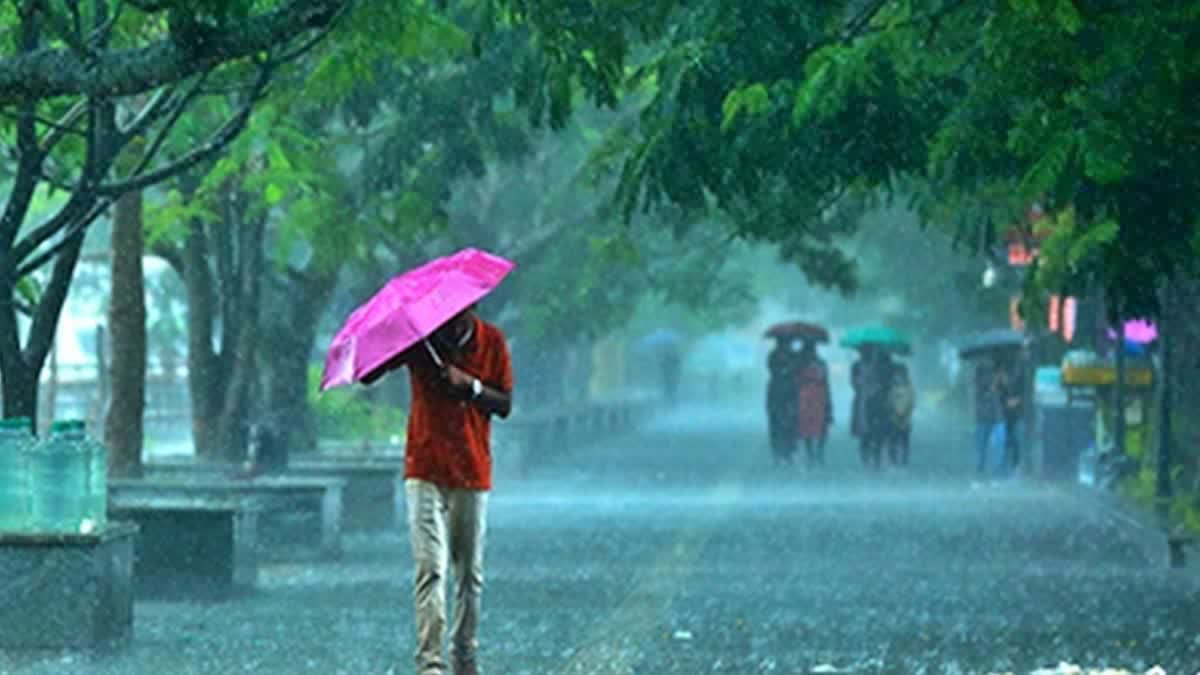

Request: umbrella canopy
left=959, top=329, right=1026, bottom=360
left=319, top=248, right=515, bottom=391
left=839, top=325, right=912, bottom=355
left=764, top=321, right=830, bottom=343
left=1106, top=319, right=1158, bottom=344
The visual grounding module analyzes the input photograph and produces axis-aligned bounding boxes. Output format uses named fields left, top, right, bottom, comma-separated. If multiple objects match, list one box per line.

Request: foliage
left=307, top=365, right=406, bottom=441
left=0, top=0, right=348, bottom=420
left=578, top=1, right=1200, bottom=320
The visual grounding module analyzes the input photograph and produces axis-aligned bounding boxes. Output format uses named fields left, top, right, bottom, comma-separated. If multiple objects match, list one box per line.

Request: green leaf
left=720, top=83, right=770, bottom=131
left=264, top=183, right=285, bottom=205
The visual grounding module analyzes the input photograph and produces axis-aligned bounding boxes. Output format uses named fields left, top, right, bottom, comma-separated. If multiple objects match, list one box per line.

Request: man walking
left=367, top=305, right=513, bottom=675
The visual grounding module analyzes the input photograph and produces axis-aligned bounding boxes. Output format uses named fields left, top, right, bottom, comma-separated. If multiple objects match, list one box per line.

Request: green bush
left=307, top=366, right=407, bottom=443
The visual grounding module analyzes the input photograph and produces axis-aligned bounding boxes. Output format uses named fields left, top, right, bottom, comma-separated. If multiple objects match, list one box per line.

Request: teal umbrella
left=839, top=325, right=912, bottom=355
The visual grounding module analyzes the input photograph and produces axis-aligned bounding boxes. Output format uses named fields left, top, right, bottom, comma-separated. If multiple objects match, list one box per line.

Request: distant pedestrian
left=766, top=339, right=800, bottom=464
left=973, top=357, right=1000, bottom=478
left=993, top=355, right=1025, bottom=476
left=852, top=347, right=890, bottom=469
left=794, top=341, right=833, bottom=467
left=886, top=364, right=915, bottom=466
left=366, top=305, right=513, bottom=675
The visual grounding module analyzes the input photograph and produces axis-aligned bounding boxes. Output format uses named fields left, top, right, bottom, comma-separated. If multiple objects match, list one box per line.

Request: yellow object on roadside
left=1061, top=363, right=1152, bottom=387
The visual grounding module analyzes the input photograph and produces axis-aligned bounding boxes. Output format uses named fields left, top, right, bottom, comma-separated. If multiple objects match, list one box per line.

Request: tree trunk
left=104, top=190, right=147, bottom=479
left=1155, top=284, right=1173, bottom=502
left=1113, top=318, right=1126, bottom=457
left=214, top=213, right=266, bottom=463
left=261, top=270, right=337, bottom=454
left=1, top=361, right=39, bottom=428
left=182, top=220, right=224, bottom=459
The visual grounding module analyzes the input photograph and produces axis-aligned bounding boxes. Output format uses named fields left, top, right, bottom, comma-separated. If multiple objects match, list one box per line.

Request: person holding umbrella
left=764, top=321, right=831, bottom=466
left=321, top=248, right=514, bottom=675
left=795, top=339, right=834, bottom=467
left=765, top=337, right=800, bottom=464
left=842, top=326, right=911, bottom=470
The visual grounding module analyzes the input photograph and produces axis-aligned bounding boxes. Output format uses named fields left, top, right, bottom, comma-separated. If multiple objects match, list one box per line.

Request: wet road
left=4, top=404, right=1198, bottom=674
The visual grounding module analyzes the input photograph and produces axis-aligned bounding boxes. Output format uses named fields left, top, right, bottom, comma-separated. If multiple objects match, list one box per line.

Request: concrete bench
left=109, top=477, right=345, bottom=560
left=287, top=459, right=403, bottom=531
left=0, top=522, right=138, bottom=650
left=146, top=458, right=402, bottom=531
left=108, top=495, right=260, bottom=598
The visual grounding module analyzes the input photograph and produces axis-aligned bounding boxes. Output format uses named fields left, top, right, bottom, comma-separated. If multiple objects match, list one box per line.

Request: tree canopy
left=600, top=1, right=1200, bottom=319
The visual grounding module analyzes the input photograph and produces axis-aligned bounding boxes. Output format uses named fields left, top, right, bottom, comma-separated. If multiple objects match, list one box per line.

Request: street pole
left=1155, top=287, right=1172, bottom=503
left=1113, top=317, right=1126, bottom=458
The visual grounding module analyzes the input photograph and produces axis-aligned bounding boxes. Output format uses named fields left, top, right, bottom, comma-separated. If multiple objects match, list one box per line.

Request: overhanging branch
left=98, top=64, right=273, bottom=196
left=0, top=0, right=348, bottom=104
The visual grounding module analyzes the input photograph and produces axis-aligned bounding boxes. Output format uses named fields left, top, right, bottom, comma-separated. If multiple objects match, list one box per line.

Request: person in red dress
left=794, top=341, right=833, bottom=467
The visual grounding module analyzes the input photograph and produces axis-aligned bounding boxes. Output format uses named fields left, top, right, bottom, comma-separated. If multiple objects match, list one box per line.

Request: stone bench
left=286, top=459, right=403, bottom=531
left=0, top=522, right=138, bottom=650
left=109, top=477, right=345, bottom=560
left=108, top=494, right=260, bottom=598
left=146, top=459, right=402, bottom=531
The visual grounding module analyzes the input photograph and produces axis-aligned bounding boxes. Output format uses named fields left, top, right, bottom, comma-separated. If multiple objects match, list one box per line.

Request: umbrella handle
left=423, top=339, right=445, bottom=368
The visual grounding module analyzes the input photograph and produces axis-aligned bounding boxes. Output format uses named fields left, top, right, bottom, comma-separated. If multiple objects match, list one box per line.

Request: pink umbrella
left=1106, top=319, right=1158, bottom=344
left=319, top=248, right=515, bottom=391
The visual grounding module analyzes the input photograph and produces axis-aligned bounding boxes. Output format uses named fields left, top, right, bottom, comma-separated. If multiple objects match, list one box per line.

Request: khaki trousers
left=405, top=479, right=488, bottom=675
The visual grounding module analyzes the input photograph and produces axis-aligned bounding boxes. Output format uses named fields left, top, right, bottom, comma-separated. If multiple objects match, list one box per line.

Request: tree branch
left=117, top=84, right=176, bottom=140
left=15, top=197, right=108, bottom=277
left=25, top=228, right=86, bottom=366
left=39, top=99, right=87, bottom=153
left=120, top=72, right=213, bottom=176
left=97, top=64, right=272, bottom=196
left=0, top=7, right=46, bottom=254
left=0, top=105, right=86, bottom=139
left=0, top=0, right=348, bottom=104
left=149, top=239, right=185, bottom=277
left=86, top=0, right=126, bottom=51
left=12, top=101, right=112, bottom=264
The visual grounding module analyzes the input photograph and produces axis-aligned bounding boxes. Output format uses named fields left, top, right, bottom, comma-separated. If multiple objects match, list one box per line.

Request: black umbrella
left=958, top=329, right=1026, bottom=360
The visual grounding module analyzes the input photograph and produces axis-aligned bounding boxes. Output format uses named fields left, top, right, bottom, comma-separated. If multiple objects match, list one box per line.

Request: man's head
left=434, top=304, right=477, bottom=347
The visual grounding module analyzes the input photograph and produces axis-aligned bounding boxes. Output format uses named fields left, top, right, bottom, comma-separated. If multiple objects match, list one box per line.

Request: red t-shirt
left=404, top=316, right=513, bottom=491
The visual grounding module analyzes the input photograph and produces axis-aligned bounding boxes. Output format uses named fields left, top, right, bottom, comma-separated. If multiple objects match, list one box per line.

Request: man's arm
left=444, top=365, right=512, bottom=418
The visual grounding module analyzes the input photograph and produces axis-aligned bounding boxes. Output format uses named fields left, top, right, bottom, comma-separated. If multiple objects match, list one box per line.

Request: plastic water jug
left=29, top=420, right=91, bottom=533
left=0, top=418, right=35, bottom=532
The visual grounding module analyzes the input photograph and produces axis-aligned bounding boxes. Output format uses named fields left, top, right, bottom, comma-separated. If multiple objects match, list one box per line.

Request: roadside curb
left=1056, top=481, right=1199, bottom=574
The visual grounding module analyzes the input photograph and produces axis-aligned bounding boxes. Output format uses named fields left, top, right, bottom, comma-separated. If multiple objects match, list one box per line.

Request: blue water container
left=29, top=420, right=91, bottom=533
left=0, top=418, right=35, bottom=532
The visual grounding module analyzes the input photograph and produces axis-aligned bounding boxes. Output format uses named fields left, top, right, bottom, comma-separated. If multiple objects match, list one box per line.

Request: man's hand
left=444, top=365, right=476, bottom=392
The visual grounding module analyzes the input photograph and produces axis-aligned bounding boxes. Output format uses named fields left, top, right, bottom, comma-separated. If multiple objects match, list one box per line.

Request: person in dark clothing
left=766, top=340, right=800, bottom=464
left=993, top=355, right=1025, bottom=476
left=852, top=346, right=891, bottom=469
left=973, top=357, right=1000, bottom=477
left=886, top=363, right=915, bottom=466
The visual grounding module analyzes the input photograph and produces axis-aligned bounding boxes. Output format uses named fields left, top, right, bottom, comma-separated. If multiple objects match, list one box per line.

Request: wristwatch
left=471, top=377, right=483, bottom=399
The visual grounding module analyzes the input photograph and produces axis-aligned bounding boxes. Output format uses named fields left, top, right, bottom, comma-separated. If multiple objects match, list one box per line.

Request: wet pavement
left=3, top=404, right=1198, bottom=674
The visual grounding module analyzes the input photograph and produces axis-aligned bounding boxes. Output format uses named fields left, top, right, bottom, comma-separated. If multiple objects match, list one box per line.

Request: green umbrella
left=839, top=325, right=912, bottom=355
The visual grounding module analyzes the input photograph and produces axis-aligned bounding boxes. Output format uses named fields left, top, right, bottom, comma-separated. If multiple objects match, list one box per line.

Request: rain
left=1, top=2, right=1199, bottom=675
